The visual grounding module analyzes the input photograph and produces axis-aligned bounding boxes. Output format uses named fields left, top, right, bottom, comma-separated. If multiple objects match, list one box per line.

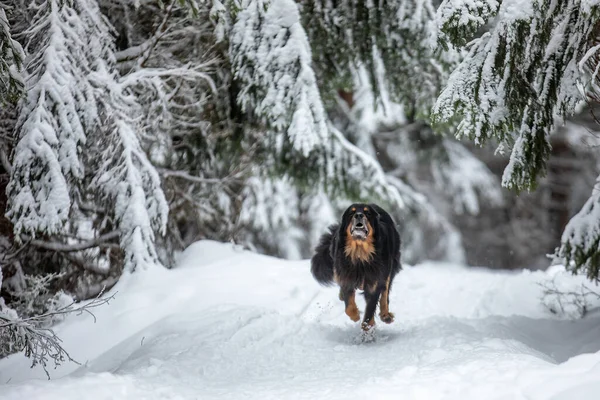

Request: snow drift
left=1, top=240, right=600, bottom=399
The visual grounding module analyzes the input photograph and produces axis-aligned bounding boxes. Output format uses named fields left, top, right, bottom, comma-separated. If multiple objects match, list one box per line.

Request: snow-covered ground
left=1, top=241, right=600, bottom=399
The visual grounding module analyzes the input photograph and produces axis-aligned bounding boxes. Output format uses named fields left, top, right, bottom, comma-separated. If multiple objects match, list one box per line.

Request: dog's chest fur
left=333, top=235, right=380, bottom=290
left=344, top=236, right=375, bottom=263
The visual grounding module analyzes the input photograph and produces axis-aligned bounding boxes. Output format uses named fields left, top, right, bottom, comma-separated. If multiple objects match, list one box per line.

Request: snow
left=0, top=241, right=600, bottom=400
left=1, top=240, right=600, bottom=399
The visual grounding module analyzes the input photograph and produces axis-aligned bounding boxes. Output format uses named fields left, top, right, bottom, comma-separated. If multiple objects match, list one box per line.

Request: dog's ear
left=368, top=205, right=385, bottom=248
left=369, top=203, right=381, bottom=219
left=338, top=206, right=352, bottom=238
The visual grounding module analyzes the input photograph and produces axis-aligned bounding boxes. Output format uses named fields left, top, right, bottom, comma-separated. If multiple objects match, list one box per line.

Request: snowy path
left=1, top=241, right=600, bottom=399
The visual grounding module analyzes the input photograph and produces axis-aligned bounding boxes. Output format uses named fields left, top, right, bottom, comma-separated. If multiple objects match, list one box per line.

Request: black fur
left=311, top=225, right=337, bottom=286
left=310, top=203, right=401, bottom=330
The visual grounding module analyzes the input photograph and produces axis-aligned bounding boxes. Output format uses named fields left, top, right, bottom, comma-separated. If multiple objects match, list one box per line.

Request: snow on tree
left=431, top=140, right=504, bottom=215
left=433, top=0, right=600, bottom=191
left=81, top=0, right=168, bottom=272
left=433, top=0, right=600, bottom=278
left=555, top=14, right=600, bottom=282
left=229, top=0, right=329, bottom=168
left=7, top=0, right=95, bottom=237
left=7, top=0, right=167, bottom=272
left=0, top=8, right=23, bottom=105
left=436, top=0, right=499, bottom=47
left=228, top=0, right=405, bottom=209
left=557, top=176, right=600, bottom=282
left=303, top=0, right=459, bottom=119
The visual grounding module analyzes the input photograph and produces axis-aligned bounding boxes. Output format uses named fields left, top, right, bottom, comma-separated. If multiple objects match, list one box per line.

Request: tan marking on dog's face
left=351, top=207, right=356, bottom=212
left=345, top=291, right=360, bottom=322
left=344, top=220, right=375, bottom=263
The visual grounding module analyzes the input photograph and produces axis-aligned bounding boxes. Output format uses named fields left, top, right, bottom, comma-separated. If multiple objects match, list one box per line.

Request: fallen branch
left=538, top=277, right=600, bottom=319
left=0, top=290, right=116, bottom=379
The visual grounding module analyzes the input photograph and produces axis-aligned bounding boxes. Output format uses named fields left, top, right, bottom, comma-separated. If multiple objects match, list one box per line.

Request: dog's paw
left=379, top=311, right=395, bottom=324
left=346, top=305, right=360, bottom=322
left=361, top=319, right=375, bottom=331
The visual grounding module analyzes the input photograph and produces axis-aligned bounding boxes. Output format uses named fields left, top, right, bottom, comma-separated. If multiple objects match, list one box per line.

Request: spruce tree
left=225, top=0, right=405, bottom=206
left=302, top=0, right=459, bottom=119
left=433, top=0, right=599, bottom=191
left=7, top=0, right=167, bottom=272
left=432, top=0, right=600, bottom=279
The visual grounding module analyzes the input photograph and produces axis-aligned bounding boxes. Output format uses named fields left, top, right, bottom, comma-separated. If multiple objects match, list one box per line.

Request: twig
left=0, top=290, right=116, bottom=379
left=158, top=168, right=243, bottom=184
left=0, top=291, right=115, bottom=328
left=538, top=277, right=600, bottom=318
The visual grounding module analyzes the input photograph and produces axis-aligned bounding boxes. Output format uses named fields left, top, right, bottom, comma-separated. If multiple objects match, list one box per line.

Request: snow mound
left=1, top=240, right=600, bottom=399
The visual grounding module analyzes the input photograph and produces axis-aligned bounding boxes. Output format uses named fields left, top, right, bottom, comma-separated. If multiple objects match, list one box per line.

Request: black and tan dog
left=311, top=203, right=401, bottom=331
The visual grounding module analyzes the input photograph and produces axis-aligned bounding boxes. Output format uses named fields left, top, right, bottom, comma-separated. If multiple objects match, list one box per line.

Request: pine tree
left=7, top=0, right=93, bottom=237
left=225, top=0, right=405, bottom=208
left=433, top=0, right=599, bottom=191
left=303, top=0, right=459, bottom=119
left=432, top=0, right=600, bottom=278
left=7, top=0, right=168, bottom=272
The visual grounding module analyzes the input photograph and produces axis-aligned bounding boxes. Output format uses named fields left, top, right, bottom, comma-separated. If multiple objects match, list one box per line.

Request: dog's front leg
left=340, top=286, right=360, bottom=322
left=361, top=285, right=382, bottom=331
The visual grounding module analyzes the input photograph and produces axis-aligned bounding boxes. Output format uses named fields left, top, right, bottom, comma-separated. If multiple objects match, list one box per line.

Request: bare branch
left=0, top=291, right=116, bottom=378
left=538, top=277, right=600, bottom=319
left=21, top=231, right=121, bottom=253
left=158, top=168, right=244, bottom=184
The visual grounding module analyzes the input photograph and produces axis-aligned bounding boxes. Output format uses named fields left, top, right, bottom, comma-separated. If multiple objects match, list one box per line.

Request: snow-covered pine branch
left=433, top=0, right=600, bottom=191
left=328, top=124, right=404, bottom=209
left=230, top=0, right=329, bottom=160
left=228, top=0, right=406, bottom=210
left=555, top=175, right=600, bottom=282
left=431, top=140, right=504, bottom=215
left=303, top=0, right=458, bottom=118
left=7, top=0, right=98, bottom=237
left=239, top=174, right=305, bottom=259
left=88, top=66, right=168, bottom=272
left=436, top=0, right=500, bottom=47
left=0, top=8, right=24, bottom=104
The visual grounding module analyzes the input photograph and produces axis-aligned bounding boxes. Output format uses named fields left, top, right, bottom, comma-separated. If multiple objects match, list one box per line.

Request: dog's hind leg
left=340, top=287, right=360, bottom=322
left=361, top=285, right=382, bottom=331
left=379, top=275, right=395, bottom=324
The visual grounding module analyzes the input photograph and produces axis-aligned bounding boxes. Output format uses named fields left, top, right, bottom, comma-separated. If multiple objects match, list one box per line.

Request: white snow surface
left=2, top=240, right=600, bottom=399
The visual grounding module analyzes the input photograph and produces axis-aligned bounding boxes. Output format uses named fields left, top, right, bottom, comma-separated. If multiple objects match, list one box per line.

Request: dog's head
left=341, top=203, right=379, bottom=241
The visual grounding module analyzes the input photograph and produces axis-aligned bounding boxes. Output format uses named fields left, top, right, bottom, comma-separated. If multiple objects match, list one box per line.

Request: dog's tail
left=310, top=225, right=338, bottom=286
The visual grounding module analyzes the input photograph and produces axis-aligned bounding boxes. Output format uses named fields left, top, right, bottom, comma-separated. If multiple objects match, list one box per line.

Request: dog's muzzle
left=351, top=213, right=369, bottom=240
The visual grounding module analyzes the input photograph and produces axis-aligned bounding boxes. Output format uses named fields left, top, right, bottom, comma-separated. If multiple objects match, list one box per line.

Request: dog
left=311, top=203, right=401, bottom=331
